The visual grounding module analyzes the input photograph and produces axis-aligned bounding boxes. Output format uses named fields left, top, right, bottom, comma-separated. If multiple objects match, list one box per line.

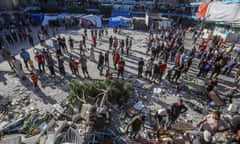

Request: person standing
left=79, top=55, right=90, bottom=78
left=113, top=51, right=120, bottom=70
left=120, top=39, right=124, bottom=54
left=28, top=34, right=34, bottom=47
left=89, top=46, right=96, bottom=62
left=46, top=55, right=55, bottom=76
left=1, top=47, right=15, bottom=71
left=82, top=34, right=86, bottom=48
left=57, top=55, right=65, bottom=75
left=104, top=51, right=109, bottom=68
left=159, top=60, right=167, bottom=82
left=138, top=57, right=144, bottom=78
left=222, top=57, right=237, bottom=75
left=30, top=72, right=39, bottom=88
left=68, top=36, right=74, bottom=52
left=34, top=52, right=45, bottom=73
left=117, top=57, right=125, bottom=79
left=92, top=34, right=97, bottom=47
left=152, top=62, right=160, bottom=83
left=20, top=48, right=30, bottom=69
left=172, top=60, right=184, bottom=82
left=79, top=41, right=84, bottom=55
left=53, top=38, right=62, bottom=56
left=69, top=57, right=79, bottom=75
left=97, top=52, right=104, bottom=75
left=165, top=99, right=188, bottom=129
left=12, top=56, right=26, bottom=80
left=210, top=60, right=222, bottom=78
left=109, top=35, right=113, bottom=49
left=145, top=58, right=154, bottom=80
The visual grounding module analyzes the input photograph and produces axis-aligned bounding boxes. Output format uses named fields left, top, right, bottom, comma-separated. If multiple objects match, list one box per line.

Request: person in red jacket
left=34, top=51, right=45, bottom=73
left=30, top=72, right=39, bottom=88
left=92, top=35, right=97, bottom=47
left=175, top=52, right=181, bottom=65
left=159, top=60, right=167, bottom=82
left=69, top=57, right=79, bottom=75
left=117, top=57, right=125, bottom=79
left=113, top=51, right=120, bottom=70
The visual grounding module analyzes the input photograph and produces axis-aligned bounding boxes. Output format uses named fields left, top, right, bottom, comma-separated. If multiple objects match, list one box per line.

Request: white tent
left=111, top=16, right=131, bottom=22
left=81, top=15, right=102, bottom=28
left=206, top=1, right=240, bottom=23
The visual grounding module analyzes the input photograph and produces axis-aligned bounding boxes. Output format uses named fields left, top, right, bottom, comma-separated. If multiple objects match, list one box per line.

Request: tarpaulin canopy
left=24, top=6, right=41, bottom=13
left=108, top=16, right=131, bottom=27
left=31, top=13, right=44, bottom=24
left=111, top=12, right=130, bottom=18
left=196, top=2, right=209, bottom=19
left=81, top=14, right=102, bottom=28
left=205, top=1, right=240, bottom=23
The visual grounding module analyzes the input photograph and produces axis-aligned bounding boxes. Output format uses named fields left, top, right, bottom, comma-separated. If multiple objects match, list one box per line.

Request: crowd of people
left=0, top=20, right=240, bottom=143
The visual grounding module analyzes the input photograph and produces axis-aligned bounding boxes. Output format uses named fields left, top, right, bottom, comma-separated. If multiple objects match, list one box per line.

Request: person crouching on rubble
left=155, top=108, right=170, bottom=142
left=125, top=114, right=145, bottom=140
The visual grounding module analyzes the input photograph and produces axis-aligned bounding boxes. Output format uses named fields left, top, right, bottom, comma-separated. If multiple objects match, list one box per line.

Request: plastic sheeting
left=31, top=14, right=44, bottom=24
left=81, top=15, right=102, bottom=28
left=108, top=16, right=131, bottom=27
left=111, top=12, right=130, bottom=18
left=206, top=1, right=240, bottom=23
left=54, top=127, right=83, bottom=144
left=196, top=3, right=209, bottom=19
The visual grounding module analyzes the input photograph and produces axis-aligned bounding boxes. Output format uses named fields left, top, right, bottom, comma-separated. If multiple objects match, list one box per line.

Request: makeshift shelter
left=146, top=12, right=171, bottom=29
left=81, top=14, right=102, bottom=28
left=205, top=1, right=240, bottom=23
left=31, top=13, right=44, bottom=24
left=108, top=16, right=131, bottom=27
left=132, top=17, right=147, bottom=30
left=111, top=12, right=130, bottom=18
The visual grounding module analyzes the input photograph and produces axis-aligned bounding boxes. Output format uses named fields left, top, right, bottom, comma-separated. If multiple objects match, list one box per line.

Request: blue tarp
left=111, top=12, right=130, bottom=18
left=223, top=0, right=240, bottom=2
left=24, top=6, right=41, bottom=13
left=108, top=16, right=131, bottom=27
left=31, top=14, right=44, bottom=24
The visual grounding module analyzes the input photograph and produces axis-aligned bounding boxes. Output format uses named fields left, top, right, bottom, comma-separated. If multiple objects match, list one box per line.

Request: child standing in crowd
left=30, top=72, right=39, bottom=88
left=28, top=58, right=35, bottom=72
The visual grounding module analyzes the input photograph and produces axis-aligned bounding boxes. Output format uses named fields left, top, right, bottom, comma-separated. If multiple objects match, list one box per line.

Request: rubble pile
left=0, top=76, right=239, bottom=144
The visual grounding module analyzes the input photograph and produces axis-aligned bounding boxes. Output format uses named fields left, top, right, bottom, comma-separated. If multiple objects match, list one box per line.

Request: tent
left=24, top=6, right=41, bottom=13
left=31, top=14, right=44, bottom=24
left=206, top=1, right=240, bottom=23
left=81, top=15, right=102, bottom=28
left=132, top=17, right=147, bottom=30
left=111, top=12, right=130, bottom=18
left=108, top=16, right=131, bottom=27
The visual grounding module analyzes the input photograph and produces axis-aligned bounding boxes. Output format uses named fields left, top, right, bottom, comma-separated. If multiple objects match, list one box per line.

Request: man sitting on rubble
left=125, top=114, right=145, bottom=140
left=185, top=111, right=229, bottom=143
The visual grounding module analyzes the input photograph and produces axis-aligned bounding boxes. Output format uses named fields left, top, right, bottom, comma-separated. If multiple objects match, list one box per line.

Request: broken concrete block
left=0, top=136, right=21, bottom=144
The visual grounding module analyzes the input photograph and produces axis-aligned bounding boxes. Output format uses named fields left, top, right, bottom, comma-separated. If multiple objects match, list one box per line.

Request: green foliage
left=66, top=6, right=85, bottom=13
left=67, top=79, right=133, bottom=108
